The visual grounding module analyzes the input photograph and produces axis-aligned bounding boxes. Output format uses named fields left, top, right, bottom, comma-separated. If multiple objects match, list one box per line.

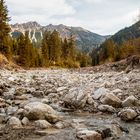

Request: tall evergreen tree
left=49, top=30, right=61, bottom=64
left=0, top=0, right=11, bottom=58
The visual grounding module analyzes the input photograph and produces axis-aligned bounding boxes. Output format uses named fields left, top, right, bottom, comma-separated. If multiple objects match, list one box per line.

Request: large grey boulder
left=119, top=109, right=137, bottom=121
left=63, top=88, right=88, bottom=109
left=92, top=87, right=109, bottom=100
left=100, top=93, right=122, bottom=108
left=24, top=102, right=60, bottom=123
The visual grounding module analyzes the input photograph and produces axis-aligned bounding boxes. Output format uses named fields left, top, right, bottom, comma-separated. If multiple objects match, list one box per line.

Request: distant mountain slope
left=11, top=21, right=108, bottom=53
left=111, top=20, right=140, bottom=44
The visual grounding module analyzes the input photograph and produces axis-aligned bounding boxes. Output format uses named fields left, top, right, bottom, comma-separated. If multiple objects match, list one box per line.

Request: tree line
left=0, top=0, right=90, bottom=68
left=91, top=38, right=140, bottom=66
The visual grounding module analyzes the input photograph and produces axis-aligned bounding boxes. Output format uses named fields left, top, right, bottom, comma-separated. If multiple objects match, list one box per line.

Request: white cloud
left=6, top=0, right=75, bottom=23
left=5, top=0, right=140, bottom=35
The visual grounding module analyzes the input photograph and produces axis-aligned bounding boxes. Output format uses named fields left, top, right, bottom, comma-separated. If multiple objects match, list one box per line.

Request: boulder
left=119, top=109, right=137, bottom=121
left=63, top=88, right=88, bottom=109
left=76, top=129, right=102, bottom=140
left=34, top=120, right=52, bottom=129
left=100, top=93, right=122, bottom=108
left=98, top=105, right=116, bottom=113
left=23, top=102, right=59, bottom=123
left=122, top=96, right=139, bottom=107
left=8, top=117, right=22, bottom=127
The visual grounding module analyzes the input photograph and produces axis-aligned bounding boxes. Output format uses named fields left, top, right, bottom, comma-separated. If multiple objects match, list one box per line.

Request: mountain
left=111, top=20, right=140, bottom=44
left=11, top=21, right=108, bottom=53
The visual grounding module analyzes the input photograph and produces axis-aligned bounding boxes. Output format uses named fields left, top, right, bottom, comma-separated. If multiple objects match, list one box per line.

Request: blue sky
left=6, top=0, right=140, bottom=35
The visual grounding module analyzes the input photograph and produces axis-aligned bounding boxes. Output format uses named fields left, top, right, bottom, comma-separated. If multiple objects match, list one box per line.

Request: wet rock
left=21, top=117, right=29, bottom=125
left=24, top=102, right=59, bottom=123
left=98, top=105, right=116, bottom=113
left=100, top=93, right=122, bottom=108
left=76, top=129, right=102, bottom=140
left=92, top=87, right=109, bottom=100
left=119, top=108, right=137, bottom=121
left=97, top=128, right=112, bottom=139
left=34, top=120, right=52, bottom=129
left=8, top=117, right=22, bottom=127
left=122, top=96, right=139, bottom=107
left=63, top=88, right=88, bottom=109
left=111, top=125, right=122, bottom=138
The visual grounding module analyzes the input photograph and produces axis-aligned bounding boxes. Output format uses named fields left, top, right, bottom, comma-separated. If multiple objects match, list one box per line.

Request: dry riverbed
left=0, top=67, right=140, bottom=140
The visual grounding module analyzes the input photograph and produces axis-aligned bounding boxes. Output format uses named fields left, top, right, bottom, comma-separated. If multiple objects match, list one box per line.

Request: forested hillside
left=91, top=21, right=140, bottom=66
left=0, top=0, right=91, bottom=68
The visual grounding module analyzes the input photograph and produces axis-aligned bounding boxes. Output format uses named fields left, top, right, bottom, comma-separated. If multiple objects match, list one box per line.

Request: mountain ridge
left=10, top=21, right=108, bottom=52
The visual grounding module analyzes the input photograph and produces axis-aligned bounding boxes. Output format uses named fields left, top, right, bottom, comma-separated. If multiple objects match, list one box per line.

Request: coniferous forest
left=0, top=0, right=140, bottom=68
left=0, top=0, right=90, bottom=68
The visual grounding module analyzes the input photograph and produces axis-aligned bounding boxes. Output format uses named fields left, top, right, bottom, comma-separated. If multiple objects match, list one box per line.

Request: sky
left=6, top=0, right=140, bottom=35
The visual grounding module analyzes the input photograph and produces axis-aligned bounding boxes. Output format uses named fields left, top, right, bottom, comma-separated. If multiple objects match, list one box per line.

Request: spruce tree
left=0, top=0, right=11, bottom=57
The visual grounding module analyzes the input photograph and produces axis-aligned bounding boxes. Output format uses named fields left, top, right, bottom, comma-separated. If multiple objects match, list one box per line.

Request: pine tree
left=41, top=34, right=49, bottom=66
left=68, top=35, right=76, bottom=61
left=0, top=0, right=11, bottom=58
left=49, top=30, right=61, bottom=64
left=61, top=38, right=69, bottom=60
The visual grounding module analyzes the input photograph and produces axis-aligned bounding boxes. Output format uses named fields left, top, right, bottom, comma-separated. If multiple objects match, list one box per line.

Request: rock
left=0, top=113, right=6, bottom=123
left=15, top=87, right=26, bottom=96
left=34, top=120, right=52, bottom=129
left=57, top=87, right=67, bottom=92
left=87, top=96, right=95, bottom=105
left=41, top=98, right=50, bottom=104
left=6, top=106, right=18, bottom=115
left=63, top=88, right=88, bottom=109
left=92, top=87, right=109, bottom=100
left=32, top=91, right=44, bottom=98
left=55, top=121, right=70, bottom=129
left=8, top=117, right=22, bottom=127
left=14, top=95, right=28, bottom=100
left=76, top=129, right=102, bottom=140
left=24, top=102, right=59, bottom=123
left=21, top=117, right=29, bottom=125
left=97, top=128, right=112, bottom=139
left=134, top=116, right=140, bottom=122
left=98, top=105, right=116, bottom=113
left=100, top=93, right=122, bottom=108
left=122, top=96, right=139, bottom=107
left=119, top=109, right=137, bottom=121
left=112, top=89, right=123, bottom=94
